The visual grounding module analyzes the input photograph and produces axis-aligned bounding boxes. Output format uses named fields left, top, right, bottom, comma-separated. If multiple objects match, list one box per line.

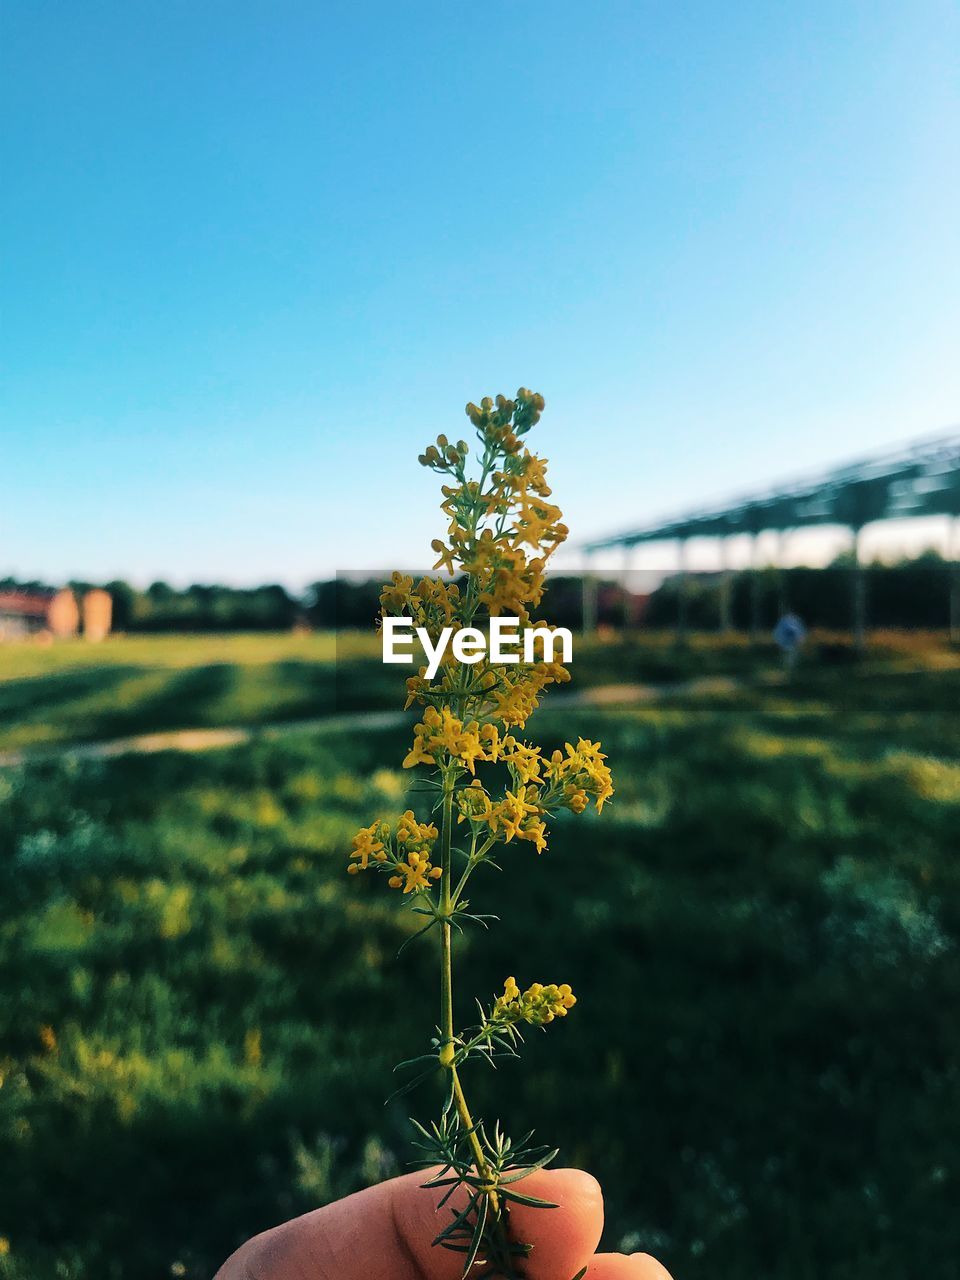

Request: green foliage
left=1, top=663, right=959, bottom=1277
left=647, top=557, right=958, bottom=631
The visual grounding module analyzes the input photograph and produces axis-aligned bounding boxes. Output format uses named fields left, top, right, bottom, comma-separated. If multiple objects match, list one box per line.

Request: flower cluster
left=345, top=389, right=614, bottom=1279
left=381, top=573, right=461, bottom=643
left=447, top=733, right=613, bottom=857
left=492, top=976, right=577, bottom=1027
left=346, top=821, right=387, bottom=871
left=347, top=811, right=442, bottom=893
left=418, top=391, right=568, bottom=626
left=401, top=706, right=488, bottom=773
left=545, top=737, right=615, bottom=814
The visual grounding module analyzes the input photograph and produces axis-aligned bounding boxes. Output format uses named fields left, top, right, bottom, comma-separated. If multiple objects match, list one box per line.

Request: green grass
left=1, top=662, right=958, bottom=1278
left=1, top=629, right=957, bottom=753
left=0, top=633, right=339, bottom=751
left=0, top=632, right=341, bottom=679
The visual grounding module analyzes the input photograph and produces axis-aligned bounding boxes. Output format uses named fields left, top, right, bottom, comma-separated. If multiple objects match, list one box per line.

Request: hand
left=215, top=1167, right=672, bottom=1280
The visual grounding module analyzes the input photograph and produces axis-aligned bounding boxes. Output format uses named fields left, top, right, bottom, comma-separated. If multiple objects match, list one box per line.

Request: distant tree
left=106, top=580, right=138, bottom=631
left=305, top=579, right=381, bottom=630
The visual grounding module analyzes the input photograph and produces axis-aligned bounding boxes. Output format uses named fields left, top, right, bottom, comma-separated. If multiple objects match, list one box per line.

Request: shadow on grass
left=0, top=665, right=145, bottom=723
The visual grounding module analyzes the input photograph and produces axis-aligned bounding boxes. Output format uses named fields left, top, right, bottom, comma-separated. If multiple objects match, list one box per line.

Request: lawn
left=0, top=633, right=339, bottom=752
left=1, top=628, right=956, bottom=754
left=1, top=656, right=958, bottom=1278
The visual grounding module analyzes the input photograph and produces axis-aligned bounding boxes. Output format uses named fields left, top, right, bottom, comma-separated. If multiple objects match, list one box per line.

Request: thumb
left=395, top=1167, right=606, bottom=1280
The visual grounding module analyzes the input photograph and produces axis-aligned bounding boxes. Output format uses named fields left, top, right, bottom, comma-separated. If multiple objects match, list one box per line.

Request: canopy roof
left=584, top=431, right=960, bottom=551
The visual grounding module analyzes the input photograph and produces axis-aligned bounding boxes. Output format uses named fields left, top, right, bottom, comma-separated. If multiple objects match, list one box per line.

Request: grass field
left=0, top=634, right=338, bottom=752
left=1, top=629, right=956, bottom=753
left=1, top=634, right=959, bottom=1278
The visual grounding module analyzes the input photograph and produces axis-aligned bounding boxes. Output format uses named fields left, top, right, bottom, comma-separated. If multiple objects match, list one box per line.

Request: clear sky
left=2, top=1, right=958, bottom=587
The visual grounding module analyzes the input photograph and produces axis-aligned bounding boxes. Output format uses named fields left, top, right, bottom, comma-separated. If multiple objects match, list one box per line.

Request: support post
left=950, top=517, right=960, bottom=648
left=749, top=533, right=762, bottom=645
left=851, top=525, right=867, bottom=653
left=621, top=544, right=633, bottom=633
left=719, top=538, right=733, bottom=634
left=776, top=529, right=790, bottom=616
left=582, top=554, right=598, bottom=638
left=676, top=538, right=690, bottom=647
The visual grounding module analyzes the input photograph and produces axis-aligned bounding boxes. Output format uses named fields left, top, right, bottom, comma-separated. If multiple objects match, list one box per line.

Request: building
left=0, top=587, right=112, bottom=642
left=82, top=588, right=113, bottom=642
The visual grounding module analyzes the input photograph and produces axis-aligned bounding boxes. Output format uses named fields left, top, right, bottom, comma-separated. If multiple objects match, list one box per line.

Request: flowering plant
left=347, top=389, right=614, bottom=1278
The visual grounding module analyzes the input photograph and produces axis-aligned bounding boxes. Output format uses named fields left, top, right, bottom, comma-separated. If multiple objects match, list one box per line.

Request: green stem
left=438, top=772, right=501, bottom=1215
left=451, top=833, right=497, bottom=905
left=440, top=776, right=455, bottom=1052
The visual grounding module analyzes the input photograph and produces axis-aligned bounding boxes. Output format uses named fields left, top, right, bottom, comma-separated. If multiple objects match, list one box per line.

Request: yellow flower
left=493, top=977, right=576, bottom=1026
left=517, top=816, right=548, bottom=854
left=389, top=851, right=442, bottom=894
left=403, top=734, right=436, bottom=770
left=457, top=778, right=494, bottom=824
left=563, top=784, right=589, bottom=814
left=479, top=722, right=503, bottom=761
left=403, top=706, right=488, bottom=775
left=456, top=723, right=485, bottom=775
left=402, top=707, right=442, bottom=768
left=431, top=539, right=457, bottom=574
left=434, top=706, right=466, bottom=753
left=496, top=787, right=541, bottom=843
left=546, top=738, right=614, bottom=812
left=347, top=822, right=386, bottom=873
left=404, top=669, right=430, bottom=709
left=396, top=809, right=438, bottom=851
left=502, top=737, right=543, bottom=785
left=380, top=571, right=414, bottom=614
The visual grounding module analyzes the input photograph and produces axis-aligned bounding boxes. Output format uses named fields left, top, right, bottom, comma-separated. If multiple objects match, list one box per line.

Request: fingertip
left=509, top=1167, right=604, bottom=1280
left=583, top=1252, right=674, bottom=1279
left=627, top=1254, right=670, bottom=1274
left=629, top=1253, right=674, bottom=1279
left=527, top=1165, right=604, bottom=1225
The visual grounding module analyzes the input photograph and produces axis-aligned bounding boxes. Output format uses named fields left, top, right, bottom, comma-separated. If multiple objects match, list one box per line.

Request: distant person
left=773, top=611, right=807, bottom=676
left=215, top=1168, right=672, bottom=1279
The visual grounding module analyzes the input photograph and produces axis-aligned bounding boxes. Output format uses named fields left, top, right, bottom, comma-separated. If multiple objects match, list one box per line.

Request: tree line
left=2, top=550, right=956, bottom=632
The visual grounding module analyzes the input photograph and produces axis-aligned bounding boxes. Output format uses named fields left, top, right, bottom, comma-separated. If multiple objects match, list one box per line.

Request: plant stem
left=451, top=835, right=497, bottom=906
left=440, top=778, right=455, bottom=1049
left=439, top=773, right=501, bottom=1215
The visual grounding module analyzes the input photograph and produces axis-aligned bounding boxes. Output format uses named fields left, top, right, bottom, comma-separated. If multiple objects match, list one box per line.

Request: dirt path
left=0, top=710, right=411, bottom=769
left=0, top=677, right=752, bottom=769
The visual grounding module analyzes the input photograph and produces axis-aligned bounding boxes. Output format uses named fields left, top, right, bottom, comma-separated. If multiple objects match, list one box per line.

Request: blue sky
left=2, top=1, right=958, bottom=587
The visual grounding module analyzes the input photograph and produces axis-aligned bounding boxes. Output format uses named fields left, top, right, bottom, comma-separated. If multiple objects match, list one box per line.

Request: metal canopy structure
left=579, top=430, right=960, bottom=647
left=584, top=431, right=960, bottom=552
